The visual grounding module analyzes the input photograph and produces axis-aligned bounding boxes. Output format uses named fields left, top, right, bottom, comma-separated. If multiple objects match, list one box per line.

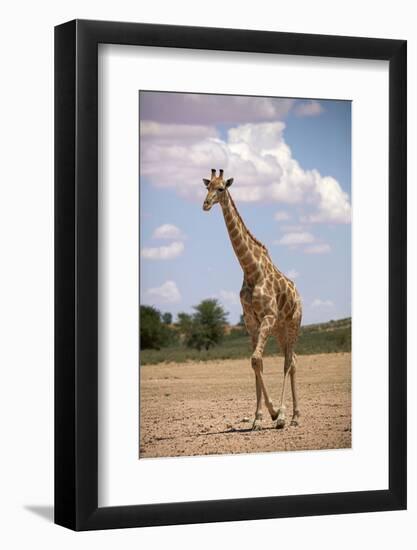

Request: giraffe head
left=202, top=169, right=234, bottom=211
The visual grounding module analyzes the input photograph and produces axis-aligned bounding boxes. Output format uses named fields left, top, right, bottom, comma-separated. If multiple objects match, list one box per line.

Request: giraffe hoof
left=276, top=407, right=286, bottom=429
left=290, top=412, right=300, bottom=427
left=276, top=418, right=286, bottom=429
left=252, top=419, right=262, bottom=431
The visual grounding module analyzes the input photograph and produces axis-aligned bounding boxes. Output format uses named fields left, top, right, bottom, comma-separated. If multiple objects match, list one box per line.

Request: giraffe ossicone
left=202, top=169, right=303, bottom=430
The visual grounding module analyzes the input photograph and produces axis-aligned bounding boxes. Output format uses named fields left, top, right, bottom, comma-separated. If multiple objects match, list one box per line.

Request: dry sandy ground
left=139, top=353, right=351, bottom=458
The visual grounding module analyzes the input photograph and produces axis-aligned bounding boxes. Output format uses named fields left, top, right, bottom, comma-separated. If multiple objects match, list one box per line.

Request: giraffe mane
left=227, top=191, right=269, bottom=254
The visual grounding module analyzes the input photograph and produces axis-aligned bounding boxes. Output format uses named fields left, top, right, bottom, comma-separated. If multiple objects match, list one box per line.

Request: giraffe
left=202, top=169, right=302, bottom=430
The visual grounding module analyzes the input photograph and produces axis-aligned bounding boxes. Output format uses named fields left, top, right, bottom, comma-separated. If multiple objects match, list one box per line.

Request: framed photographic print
left=55, top=20, right=407, bottom=530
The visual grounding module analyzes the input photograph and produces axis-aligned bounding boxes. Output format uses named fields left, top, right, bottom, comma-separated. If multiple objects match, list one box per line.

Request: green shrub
left=140, top=317, right=351, bottom=365
left=140, top=305, right=178, bottom=349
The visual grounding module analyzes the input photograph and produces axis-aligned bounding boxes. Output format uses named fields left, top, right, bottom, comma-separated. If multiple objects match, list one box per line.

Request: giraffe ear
left=203, top=178, right=210, bottom=187
left=225, top=178, right=234, bottom=188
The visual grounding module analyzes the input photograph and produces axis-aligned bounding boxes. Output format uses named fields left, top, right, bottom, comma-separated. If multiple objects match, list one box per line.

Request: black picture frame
left=55, top=19, right=407, bottom=531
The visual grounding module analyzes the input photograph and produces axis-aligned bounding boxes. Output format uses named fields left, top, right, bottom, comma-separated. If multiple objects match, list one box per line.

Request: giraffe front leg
left=242, top=310, right=263, bottom=430
left=250, top=340, right=264, bottom=430
left=252, top=374, right=263, bottom=431
left=251, top=315, right=278, bottom=423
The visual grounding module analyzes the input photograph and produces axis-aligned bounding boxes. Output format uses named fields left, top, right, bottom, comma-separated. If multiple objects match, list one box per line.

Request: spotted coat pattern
left=203, top=169, right=303, bottom=429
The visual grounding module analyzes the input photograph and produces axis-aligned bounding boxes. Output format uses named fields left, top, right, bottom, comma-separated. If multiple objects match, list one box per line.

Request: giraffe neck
left=220, top=191, right=265, bottom=283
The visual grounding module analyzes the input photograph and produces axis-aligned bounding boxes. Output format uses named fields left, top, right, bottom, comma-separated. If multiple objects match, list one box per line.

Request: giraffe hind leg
left=288, top=316, right=301, bottom=427
left=290, top=353, right=300, bottom=426
left=275, top=348, right=295, bottom=429
left=242, top=308, right=263, bottom=430
left=276, top=322, right=300, bottom=429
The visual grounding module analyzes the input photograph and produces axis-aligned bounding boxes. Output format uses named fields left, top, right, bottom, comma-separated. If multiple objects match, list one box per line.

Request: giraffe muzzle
left=203, top=201, right=212, bottom=211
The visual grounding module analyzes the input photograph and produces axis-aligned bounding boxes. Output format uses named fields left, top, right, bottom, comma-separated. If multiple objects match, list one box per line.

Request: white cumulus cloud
left=280, top=224, right=306, bottom=232
left=141, top=92, right=295, bottom=124
left=141, top=121, right=218, bottom=142
left=152, top=224, right=184, bottom=240
left=278, top=232, right=315, bottom=246
left=146, top=281, right=181, bottom=304
left=140, top=120, right=351, bottom=224
left=274, top=211, right=291, bottom=221
left=304, top=243, right=331, bottom=254
left=286, top=269, right=299, bottom=280
left=301, top=176, right=351, bottom=224
left=141, top=241, right=184, bottom=260
left=311, top=298, right=334, bottom=308
left=294, top=100, right=324, bottom=117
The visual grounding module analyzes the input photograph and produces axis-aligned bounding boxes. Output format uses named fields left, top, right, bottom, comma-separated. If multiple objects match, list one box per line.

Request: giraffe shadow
left=201, top=426, right=277, bottom=436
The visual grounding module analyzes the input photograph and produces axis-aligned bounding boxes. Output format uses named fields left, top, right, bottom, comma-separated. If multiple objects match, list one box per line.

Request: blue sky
left=139, top=92, right=351, bottom=325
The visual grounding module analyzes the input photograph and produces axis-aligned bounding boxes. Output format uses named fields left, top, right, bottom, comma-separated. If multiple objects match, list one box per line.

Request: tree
left=162, top=312, right=172, bottom=325
left=176, top=312, right=193, bottom=345
left=177, top=312, right=192, bottom=330
left=187, top=299, right=228, bottom=351
left=140, top=305, right=165, bottom=349
left=140, top=306, right=178, bottom=349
